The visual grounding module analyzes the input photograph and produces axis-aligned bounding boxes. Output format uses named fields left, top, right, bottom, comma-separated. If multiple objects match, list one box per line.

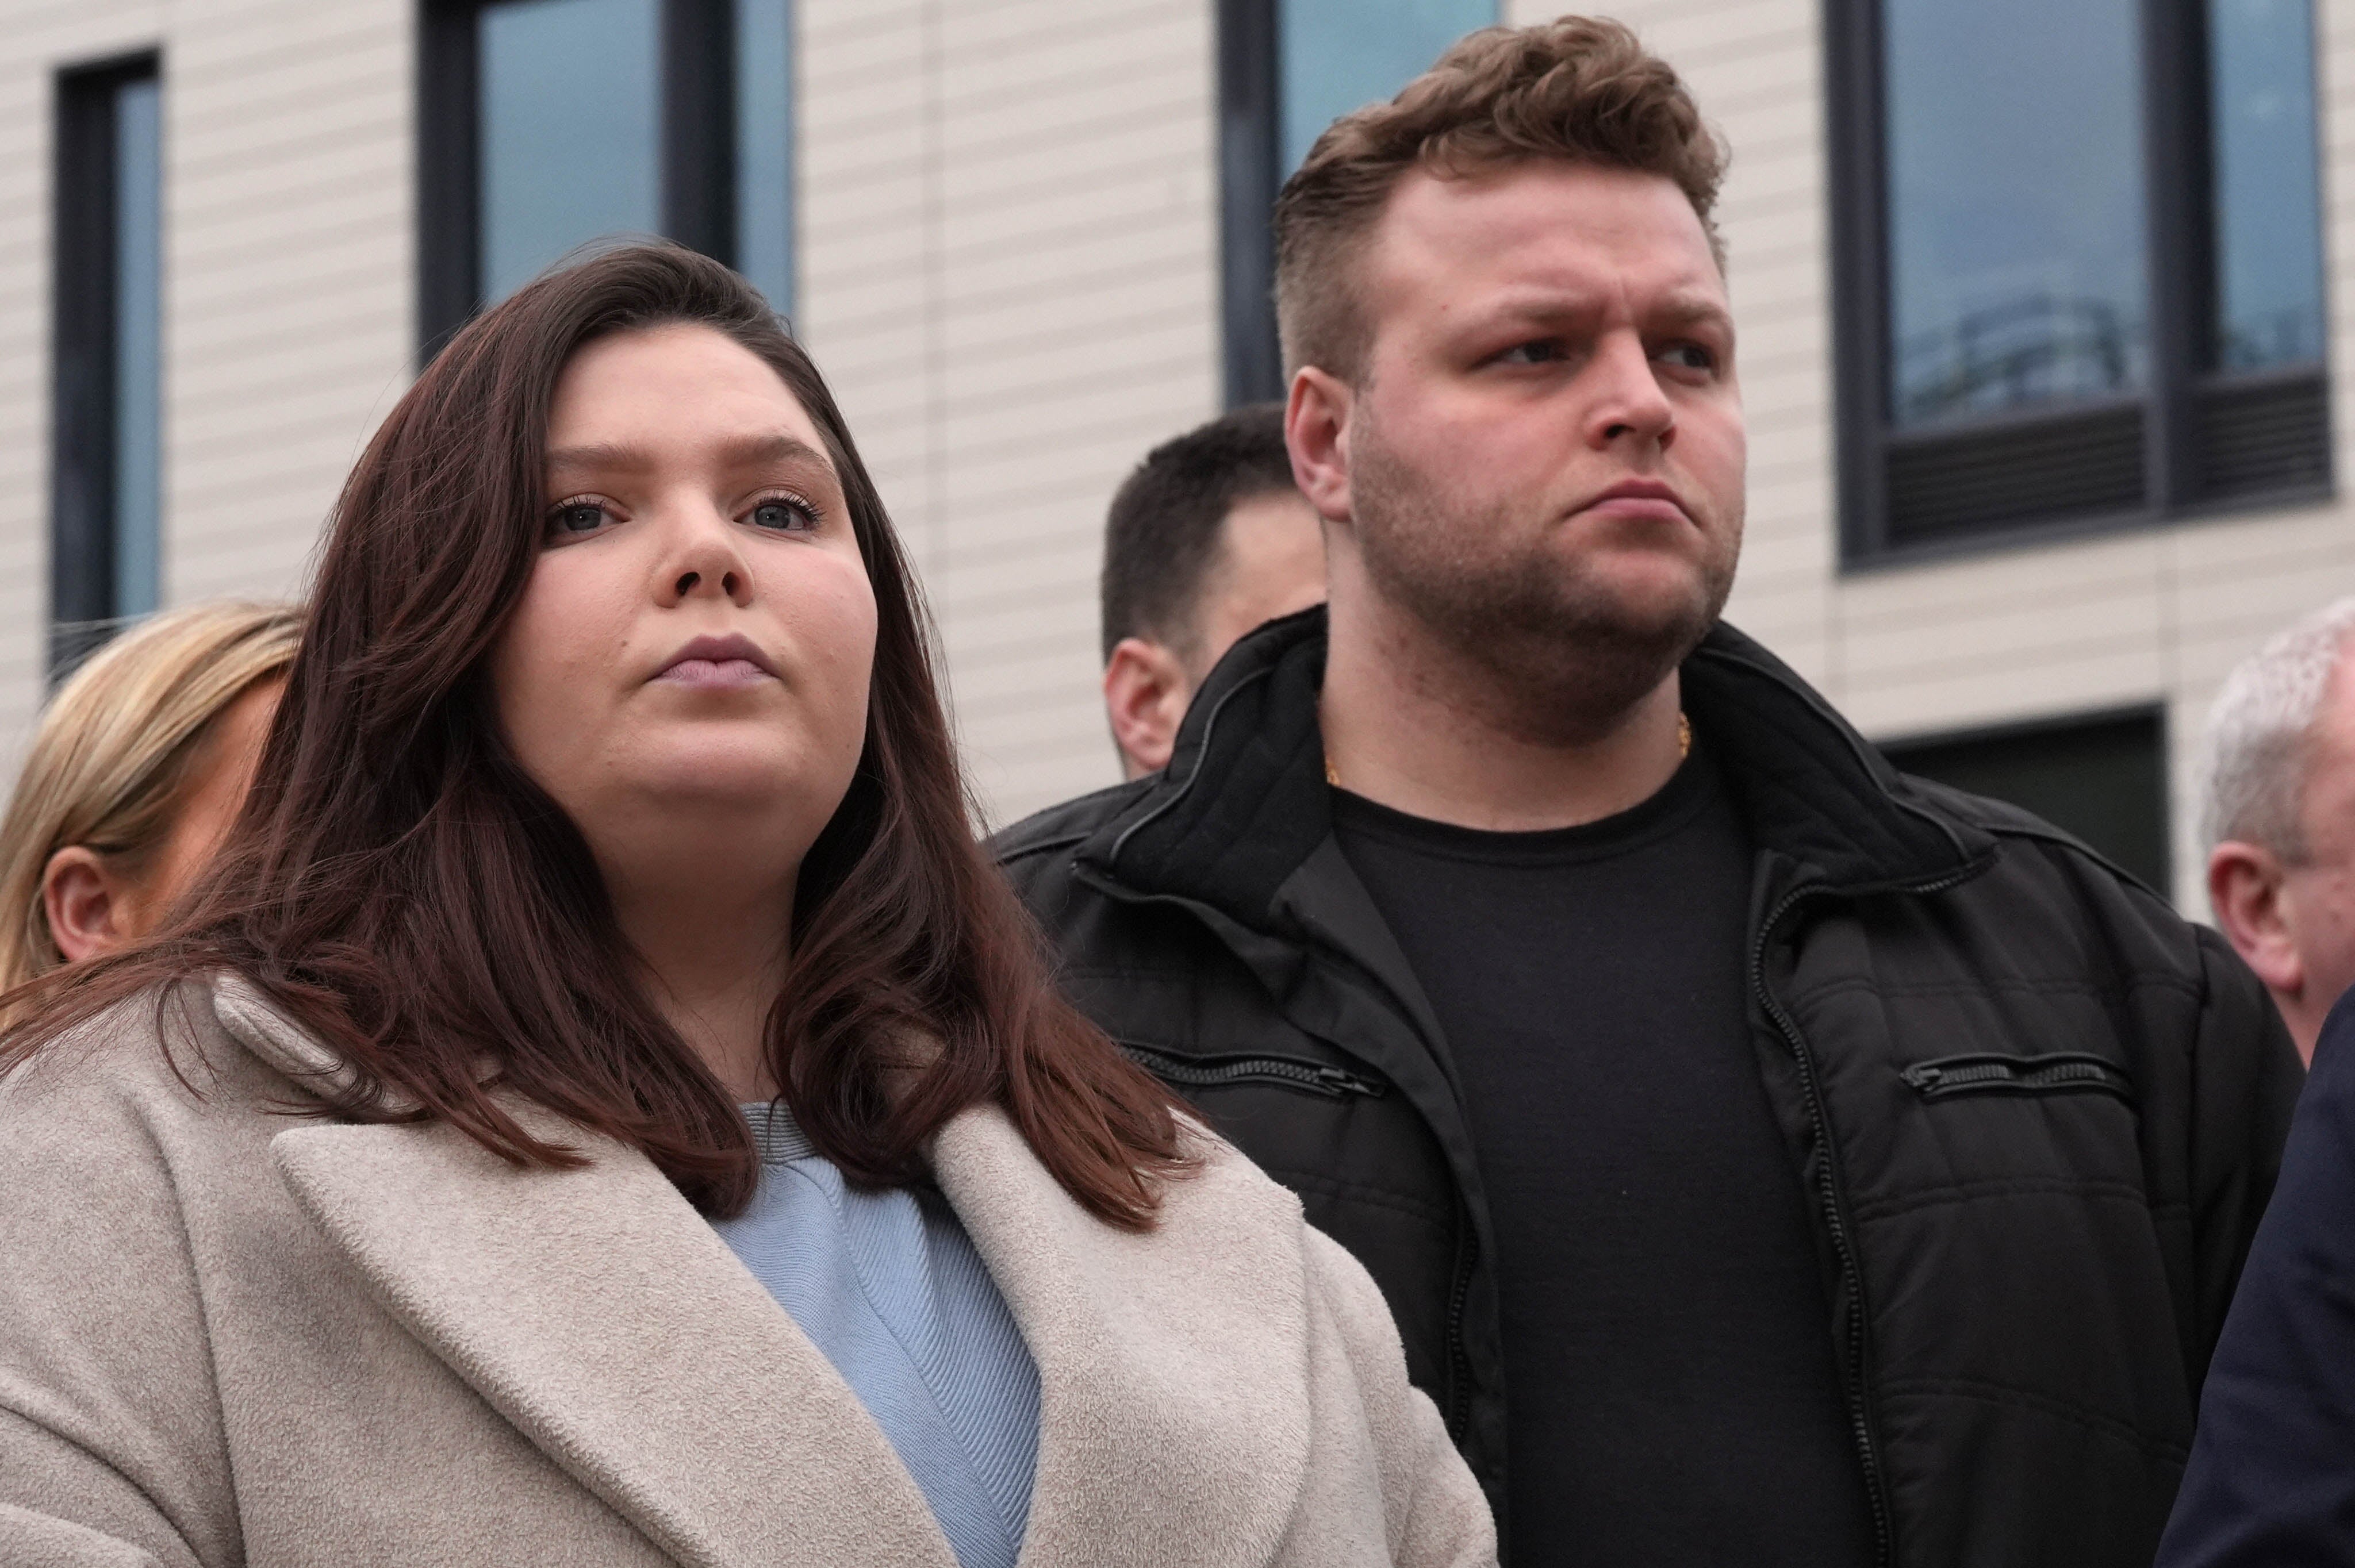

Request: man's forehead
left=1368, top=161, right=1724, bottom=303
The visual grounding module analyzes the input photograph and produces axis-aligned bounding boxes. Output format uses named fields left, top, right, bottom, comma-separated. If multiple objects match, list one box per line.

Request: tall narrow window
left=420, top=0, right=792, bottom=353
left=1830, top=0, right=2331, bottom=559
left=479, top=0, right=664, bottom=303
left=53, top=54, right=163, bottom=677
left=1219, top=0, right=1495, bottom=405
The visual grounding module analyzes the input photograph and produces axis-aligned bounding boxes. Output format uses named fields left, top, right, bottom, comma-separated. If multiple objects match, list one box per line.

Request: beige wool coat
left=0, top=975, right=1495, bottom=1568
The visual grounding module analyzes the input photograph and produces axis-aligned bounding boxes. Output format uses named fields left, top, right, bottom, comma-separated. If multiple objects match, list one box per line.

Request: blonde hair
left=0, top=602, right=302, bottom=989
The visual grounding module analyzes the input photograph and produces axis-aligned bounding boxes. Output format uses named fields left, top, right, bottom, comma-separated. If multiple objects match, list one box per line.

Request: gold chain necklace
left=1324, top=711, right=1690, bottom=790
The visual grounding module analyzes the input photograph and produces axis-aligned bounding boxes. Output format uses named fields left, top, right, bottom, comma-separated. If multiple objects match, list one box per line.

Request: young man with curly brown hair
left=999, top=18, right=2300, bottom=1566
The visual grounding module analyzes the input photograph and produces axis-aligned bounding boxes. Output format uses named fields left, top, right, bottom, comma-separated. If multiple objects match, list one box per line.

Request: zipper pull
left=1313, top=1064, right=1382, bottom=1097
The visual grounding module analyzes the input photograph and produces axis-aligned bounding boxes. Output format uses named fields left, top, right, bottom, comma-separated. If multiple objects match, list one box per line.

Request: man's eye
left=1498, top=340, right=1566, bottom=366
left=1659, top=343, right=1717, bottom=372
left=549, top=501, right=610, bottom=535
left=748, top=496, right=818, bottom=531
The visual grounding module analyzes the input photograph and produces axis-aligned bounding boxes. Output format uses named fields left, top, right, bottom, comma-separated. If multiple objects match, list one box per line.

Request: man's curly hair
left=1272, top=16, right=1727, bottom=384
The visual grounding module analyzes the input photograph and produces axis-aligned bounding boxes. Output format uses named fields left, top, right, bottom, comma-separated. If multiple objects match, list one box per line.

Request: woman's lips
left=655, top=657, right=773, bottom=689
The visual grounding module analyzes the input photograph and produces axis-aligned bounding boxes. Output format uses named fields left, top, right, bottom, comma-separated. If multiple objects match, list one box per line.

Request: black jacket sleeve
left=2157, top=983, right=2355, bottom=1566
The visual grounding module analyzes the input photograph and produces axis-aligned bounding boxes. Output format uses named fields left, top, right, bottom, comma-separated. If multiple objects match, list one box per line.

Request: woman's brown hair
left=0, top=243, right=1190, bottom=1227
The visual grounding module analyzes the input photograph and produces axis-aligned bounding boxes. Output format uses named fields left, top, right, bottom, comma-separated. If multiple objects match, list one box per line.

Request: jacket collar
left=224, top=978, right=1311, bottom=1568
left=1078, top=605, right=1992, bottom=926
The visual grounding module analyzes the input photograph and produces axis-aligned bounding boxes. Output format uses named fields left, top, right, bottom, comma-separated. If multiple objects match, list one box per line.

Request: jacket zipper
left=1117, top=1042, right=1386, bottom=1100
left=1443, top=1220, right=1478, bottom=1443
left=1752, top=867, right=1977, bottom=1568
left=1901, top=1053, right=2134, bottom=1101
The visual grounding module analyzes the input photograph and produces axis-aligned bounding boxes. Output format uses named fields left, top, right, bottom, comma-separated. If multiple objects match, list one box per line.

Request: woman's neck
left=607, top=877, right=795, bottom=1102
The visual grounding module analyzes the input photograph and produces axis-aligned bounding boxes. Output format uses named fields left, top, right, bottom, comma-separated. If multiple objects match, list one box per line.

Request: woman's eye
left=548, top=501, right=612, bottom=536
left=747, top=496, right=818, bottom=532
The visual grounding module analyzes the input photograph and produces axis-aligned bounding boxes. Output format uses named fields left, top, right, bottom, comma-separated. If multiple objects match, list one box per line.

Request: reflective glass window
left=113, top=75, right=160, bottom=619
left=2209, top=0, right=2326, bottom=370
left=478, top=0, right=662, bottom=303
left=1279, top=0, right=1494, bottom=172
left=734, top=0, right=793, bottom=317
left=1881, top=0, right=2150, bottom=427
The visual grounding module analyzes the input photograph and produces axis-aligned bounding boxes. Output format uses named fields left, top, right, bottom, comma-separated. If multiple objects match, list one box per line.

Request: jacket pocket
left=1900, top=1051, right=2135, bottom=1103
left=1119, top=1041, right=1386, bottom=1100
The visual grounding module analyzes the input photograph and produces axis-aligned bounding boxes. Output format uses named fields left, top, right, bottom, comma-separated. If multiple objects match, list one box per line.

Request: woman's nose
left=661, top=510, right=755, bottom=607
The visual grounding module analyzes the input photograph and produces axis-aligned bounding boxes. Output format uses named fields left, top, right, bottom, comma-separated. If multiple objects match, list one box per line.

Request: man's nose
left=1584, top=335, right=1676, bottom=450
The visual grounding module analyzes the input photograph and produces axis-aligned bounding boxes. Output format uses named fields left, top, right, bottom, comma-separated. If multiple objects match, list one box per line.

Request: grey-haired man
left=2204, top=595, right=2355, bottom=1062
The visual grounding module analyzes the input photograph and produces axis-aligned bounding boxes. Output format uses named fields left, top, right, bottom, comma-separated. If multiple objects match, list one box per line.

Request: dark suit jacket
left=2159, top=986, right=2355, bottom=1565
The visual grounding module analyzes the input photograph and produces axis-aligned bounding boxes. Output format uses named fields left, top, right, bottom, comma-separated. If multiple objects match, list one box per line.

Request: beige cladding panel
left=0, top=0, right=409, bottom=782
left=168, top=0, right=411, bottom=606
left=799, top=0, right=1216, bottom=825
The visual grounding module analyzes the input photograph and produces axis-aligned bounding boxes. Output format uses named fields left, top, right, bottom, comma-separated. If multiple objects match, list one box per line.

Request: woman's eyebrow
left=713, top=432, right=835, bottom=473
left=543, top=433, right=835, bottom=478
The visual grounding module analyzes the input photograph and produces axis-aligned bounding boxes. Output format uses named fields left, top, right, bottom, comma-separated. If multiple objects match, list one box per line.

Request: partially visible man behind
left=2203, top=595, right=2355, bottom=1062
left=1099, top=403, right=1325, bottom=777
left=997, top=17, right=2300, bottom=1567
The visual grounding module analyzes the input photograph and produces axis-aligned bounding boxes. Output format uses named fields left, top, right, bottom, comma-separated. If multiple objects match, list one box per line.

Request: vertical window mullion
left=52, top=72, right=120, bottom=672
left=52, top=55, right=160, bottom=679
left=1217, top=0, right=1282, bottom=409
left=1827, top=0, right=1894, bottom=559
left=417, top=0, right=482, bottom=360
left=663, top=0, right=732, bottom=265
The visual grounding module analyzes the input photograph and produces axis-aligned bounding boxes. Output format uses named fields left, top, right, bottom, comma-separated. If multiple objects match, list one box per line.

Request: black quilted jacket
left=994, top=607, right=2302, bottom=1568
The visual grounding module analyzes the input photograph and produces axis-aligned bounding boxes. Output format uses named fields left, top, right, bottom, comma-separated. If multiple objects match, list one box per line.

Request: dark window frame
left=52, top=50, right=160, bottom=679
left=1217, top=0, right=1284, bottom=409
left=1880, top=702, right=2172, bottom=893
left=417, top=0, right=735, bottom=360
left=1826, top=0, right=2332, bottom=567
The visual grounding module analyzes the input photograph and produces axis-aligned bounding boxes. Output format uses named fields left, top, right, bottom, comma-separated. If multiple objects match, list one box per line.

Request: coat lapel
left=224, top=976, right=1321, bottom=1568
left=267, top=1112, right=958, bottom=1568
left=933, top=1109, right=1315, bottom=1568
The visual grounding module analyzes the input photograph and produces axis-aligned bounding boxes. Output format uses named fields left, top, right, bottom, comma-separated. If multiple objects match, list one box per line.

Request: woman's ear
left=42, top=846, right=134, bottom=963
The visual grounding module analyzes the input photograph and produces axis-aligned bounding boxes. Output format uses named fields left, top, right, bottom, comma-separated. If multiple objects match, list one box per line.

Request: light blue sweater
left=710, top=1102, right=1040, bottom=1568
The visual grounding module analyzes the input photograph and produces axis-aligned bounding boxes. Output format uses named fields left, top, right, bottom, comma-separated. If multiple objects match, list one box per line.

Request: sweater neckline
left=740, top=1100, right=819, bottom=1166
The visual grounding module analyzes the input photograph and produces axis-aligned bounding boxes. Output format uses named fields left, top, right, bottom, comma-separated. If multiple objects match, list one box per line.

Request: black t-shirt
left=1332, top=746, right=1875, bottom=1568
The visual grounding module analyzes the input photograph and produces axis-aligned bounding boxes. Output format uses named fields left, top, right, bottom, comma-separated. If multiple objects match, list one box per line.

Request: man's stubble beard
left=1347, top=412, right=1739, bottom=747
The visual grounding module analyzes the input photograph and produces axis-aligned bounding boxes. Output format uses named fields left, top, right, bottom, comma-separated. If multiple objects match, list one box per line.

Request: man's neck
left=1318, top=601, right=1687, bottom=834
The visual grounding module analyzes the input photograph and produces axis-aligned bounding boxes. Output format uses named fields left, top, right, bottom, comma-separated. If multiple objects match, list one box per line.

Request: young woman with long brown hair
left=0, top=245, right=1492, bottom=1568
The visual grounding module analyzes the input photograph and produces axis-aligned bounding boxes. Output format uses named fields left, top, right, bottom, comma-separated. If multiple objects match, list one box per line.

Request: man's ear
left=2210, top=840, right=2304, bottom=998
left=41, top=846, right=133, bottom=964
left=1286, top=366, right=1354, bottom=526
left=1103, top=638, right=1195, bottom=779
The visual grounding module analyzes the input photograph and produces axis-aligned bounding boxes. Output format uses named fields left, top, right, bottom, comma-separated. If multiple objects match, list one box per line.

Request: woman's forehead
left=547, top=323, right=826, bottom=460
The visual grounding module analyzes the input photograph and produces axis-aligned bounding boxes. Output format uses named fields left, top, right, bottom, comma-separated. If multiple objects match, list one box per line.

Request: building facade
left=2, top=0, right=2346, bottom=912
